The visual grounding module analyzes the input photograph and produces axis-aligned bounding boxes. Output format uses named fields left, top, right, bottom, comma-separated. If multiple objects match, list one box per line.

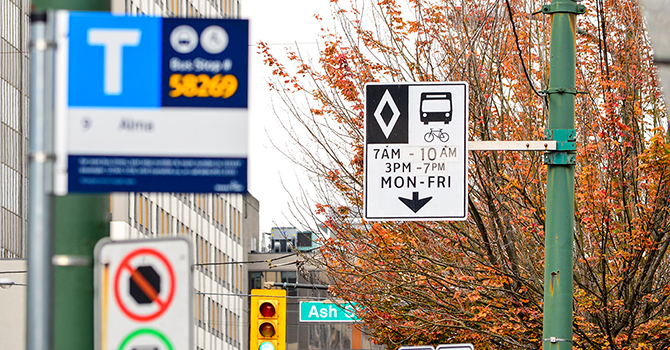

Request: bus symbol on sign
left=420, top=92, right=452, bottom=124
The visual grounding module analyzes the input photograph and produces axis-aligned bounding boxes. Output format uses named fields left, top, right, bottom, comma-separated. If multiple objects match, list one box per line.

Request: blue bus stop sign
left=54, top=11, right=248, bottom=194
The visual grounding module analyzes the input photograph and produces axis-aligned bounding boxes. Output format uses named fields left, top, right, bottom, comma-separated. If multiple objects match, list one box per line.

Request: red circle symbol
left=113, top=247, right=176, bottom=322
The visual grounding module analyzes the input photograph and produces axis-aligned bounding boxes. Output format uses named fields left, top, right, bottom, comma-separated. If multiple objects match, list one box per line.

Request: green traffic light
left=259, top=341, right=275, bottom=350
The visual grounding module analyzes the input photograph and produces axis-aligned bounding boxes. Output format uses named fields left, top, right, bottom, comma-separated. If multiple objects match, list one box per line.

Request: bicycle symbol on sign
left=424, top=128, right=450, bottom=143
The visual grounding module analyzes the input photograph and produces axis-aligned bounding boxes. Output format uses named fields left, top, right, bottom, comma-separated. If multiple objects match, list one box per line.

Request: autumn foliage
left=260, top=0, right=669, bottom=348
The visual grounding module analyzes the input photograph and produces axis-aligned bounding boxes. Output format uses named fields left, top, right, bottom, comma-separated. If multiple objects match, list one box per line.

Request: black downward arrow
left=398, top=192, right=433, bottom=213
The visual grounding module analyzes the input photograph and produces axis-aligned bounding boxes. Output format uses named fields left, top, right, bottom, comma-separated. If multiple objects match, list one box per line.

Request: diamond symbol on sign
left=374, top=90, right=401, bottom=139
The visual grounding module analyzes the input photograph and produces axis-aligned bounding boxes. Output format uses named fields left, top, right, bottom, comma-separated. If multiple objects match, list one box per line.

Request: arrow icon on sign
left=398, top=192, right=433, bottom=213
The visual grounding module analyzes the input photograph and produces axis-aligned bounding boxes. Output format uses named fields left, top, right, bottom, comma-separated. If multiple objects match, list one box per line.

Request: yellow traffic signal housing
left=250, top=289, right=286, bottom=350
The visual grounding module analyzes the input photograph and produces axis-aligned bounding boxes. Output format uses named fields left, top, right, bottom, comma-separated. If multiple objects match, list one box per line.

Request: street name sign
left=364, top=83, right=469, bottom=221
left=94, top=238, right=192, bottom=350
left=299, top=302, right=359, bottom=322
left=53, top=11, right=248, bottom=194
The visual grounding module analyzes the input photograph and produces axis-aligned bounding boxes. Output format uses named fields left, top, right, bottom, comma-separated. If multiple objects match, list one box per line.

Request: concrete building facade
left=112, top=0, right=240, bottom=18
left=0, top=0, right=30, bottom=259
left=0, top=259, right=27, bottom=350
left=249, top=228, right=383, bottom=350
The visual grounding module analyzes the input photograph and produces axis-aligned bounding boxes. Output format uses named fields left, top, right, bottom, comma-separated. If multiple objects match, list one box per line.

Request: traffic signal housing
left=250, top=289, right=286, bottom=350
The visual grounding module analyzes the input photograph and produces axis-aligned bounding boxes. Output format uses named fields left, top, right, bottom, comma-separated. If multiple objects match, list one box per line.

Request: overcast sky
left=241, top=1, right=333, bottom=232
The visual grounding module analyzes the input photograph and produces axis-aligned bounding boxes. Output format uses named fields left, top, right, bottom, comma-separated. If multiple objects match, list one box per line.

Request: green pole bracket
left=539, top=2, right=586, bottom=14
left=540, top=87, right=576, bottom=95
left=540, top=88, right=589, bottom=95
left=544, top=152, right=576, bottom=165
left=544, top=129, right=576, bottom=164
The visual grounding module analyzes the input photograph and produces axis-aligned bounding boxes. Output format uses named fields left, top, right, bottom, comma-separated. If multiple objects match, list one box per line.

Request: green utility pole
left=52, top=195, right=109, bottom=350
left=31, top=2, right=111, bottom=350
left=540, top=0, right=584, bottom=348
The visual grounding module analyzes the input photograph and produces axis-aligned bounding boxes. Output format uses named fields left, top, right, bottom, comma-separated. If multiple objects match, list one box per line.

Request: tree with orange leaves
left=260, top=0, right=669, bottom=348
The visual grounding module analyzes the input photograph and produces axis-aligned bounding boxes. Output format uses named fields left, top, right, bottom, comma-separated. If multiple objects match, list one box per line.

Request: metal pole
left=541, top=0, right=584, bottom=348
left=30, top=2, right=112, bottom=349
left=27, top=12, right=54, bottom=350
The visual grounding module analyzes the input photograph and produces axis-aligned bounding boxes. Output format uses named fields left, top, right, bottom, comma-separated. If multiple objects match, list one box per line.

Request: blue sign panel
left=61, top=12, right=249, bottom=194
left=68, top=155, right=247, bottom=193
left=68, top=13, right=162, bottom=108
left=161, top=18, right=248, bottom=108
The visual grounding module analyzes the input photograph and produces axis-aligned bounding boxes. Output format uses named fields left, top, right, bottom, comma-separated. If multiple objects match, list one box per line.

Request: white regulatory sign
left=94, top=238, right=192, bottom=350
left=364, top=82, right=469, bottom=221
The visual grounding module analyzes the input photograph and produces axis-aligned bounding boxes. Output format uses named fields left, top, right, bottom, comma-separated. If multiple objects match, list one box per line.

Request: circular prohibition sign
left=113, top=247, right=176, bottom=322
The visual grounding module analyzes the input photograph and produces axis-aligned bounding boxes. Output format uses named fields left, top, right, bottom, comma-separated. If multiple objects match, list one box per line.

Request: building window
left=209, top=298, right=215, bottom=333
left=196, top=234, right=206, bottom=269
left=282, top=271, right=298, bottom=296
left=195, top=291, right=204, bottom=328
left=137, top=194, right=150, bottom=233
left=214, top=196, right=223, bottom=227
left=250, top=272, right=263, bottom=290
left=216, top=249, right=225, bottom=283
left=157, top=208, right=167, bottom=236
left=236, top=209, right=241, bottom=240
left=228, top=310, right=234, bottom=343
left=297, top=231, right=312, bottom=248
left=224, top=308, right=230, bottom=340
left=196, top=194, right=206, bottom=215
left=236, top=265, right=241, bottom=292
left=230, top=258, right=235, bottom=290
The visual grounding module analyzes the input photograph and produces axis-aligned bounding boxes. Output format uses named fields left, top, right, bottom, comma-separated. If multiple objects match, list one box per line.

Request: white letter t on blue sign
left=87, top=29, right=141, bottom=95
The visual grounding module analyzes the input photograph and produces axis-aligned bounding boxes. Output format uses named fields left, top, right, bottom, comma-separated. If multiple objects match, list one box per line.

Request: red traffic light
left=260, top=302, right=276, bottom=317
left=251, top=290, right=286, bottom=350
left=259, top=322, right=276, bottom=337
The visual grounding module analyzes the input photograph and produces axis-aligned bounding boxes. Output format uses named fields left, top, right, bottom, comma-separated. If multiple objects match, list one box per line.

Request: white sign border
left=94, top=237, right=193, bottom=350
left=52, top=11, right=249, bottom=195
left=364, top=82, right=469, bottom=222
